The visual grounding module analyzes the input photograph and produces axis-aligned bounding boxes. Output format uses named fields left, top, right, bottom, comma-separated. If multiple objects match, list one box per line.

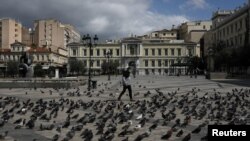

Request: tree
left=101, top=61, right=108, bottom=74
left=101, top=60, right=120, bottom=75
left=48, top=66, right=55, bottom=78
left=69, top=59, right=86, bottom=76
left=34, top=64, right=45, bottom=77
left=6, top=61, right=19, bottom=77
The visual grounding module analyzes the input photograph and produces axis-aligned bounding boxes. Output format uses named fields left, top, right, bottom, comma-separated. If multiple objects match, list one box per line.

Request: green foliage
left=101, top=60, right=120, bottom=74
left=6, top=61, right=19, bottom=77
left=213, top=45, right=250, bottom=73
left=69, top=59, right=86, bottom=76
left=188, top=56, right=204, bottom=69
left=34, top=64, right=45, bottom=77
left=48, top=66, right=55, bottom=78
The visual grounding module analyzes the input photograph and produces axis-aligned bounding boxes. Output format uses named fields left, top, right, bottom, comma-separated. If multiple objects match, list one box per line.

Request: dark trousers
left=118, top=85, right=132, bottom=100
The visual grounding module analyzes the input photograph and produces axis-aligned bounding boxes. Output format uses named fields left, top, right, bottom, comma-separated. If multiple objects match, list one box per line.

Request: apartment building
left=67, top=35, right=196, bottom=75
left=33, top=19, right=81, bottom=52
left=0, top=18, right=23, bottom=49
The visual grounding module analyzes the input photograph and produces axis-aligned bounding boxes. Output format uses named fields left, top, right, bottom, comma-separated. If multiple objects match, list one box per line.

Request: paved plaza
left=0, top=75, right=250, bottom=141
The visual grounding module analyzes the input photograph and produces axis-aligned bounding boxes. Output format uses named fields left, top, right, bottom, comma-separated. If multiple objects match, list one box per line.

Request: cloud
left=0, top=0, right=189, bottom=40
left=180, top=0, right=209, bottom=10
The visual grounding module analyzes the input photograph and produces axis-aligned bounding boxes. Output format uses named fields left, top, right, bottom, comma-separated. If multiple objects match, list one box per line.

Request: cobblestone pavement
left=0, top=75, right=249, bottom=141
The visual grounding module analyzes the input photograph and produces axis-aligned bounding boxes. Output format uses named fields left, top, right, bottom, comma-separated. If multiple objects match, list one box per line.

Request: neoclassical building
left=67, top=37, right=196, bottom=75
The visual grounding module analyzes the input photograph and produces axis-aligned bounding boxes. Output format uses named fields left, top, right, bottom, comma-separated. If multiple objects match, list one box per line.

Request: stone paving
left=0, top=75, right=249, bottom=141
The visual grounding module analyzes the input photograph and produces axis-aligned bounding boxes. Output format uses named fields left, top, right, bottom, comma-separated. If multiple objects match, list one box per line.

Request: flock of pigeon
left=0, top=81, right=250, bottom=141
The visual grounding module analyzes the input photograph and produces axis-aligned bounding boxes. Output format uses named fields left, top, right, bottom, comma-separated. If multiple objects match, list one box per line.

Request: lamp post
left=208, top=48, right=214, bottom=72
left=82, top=34, right=98, bottom=91
left=105, top=50, right=112, bottom=81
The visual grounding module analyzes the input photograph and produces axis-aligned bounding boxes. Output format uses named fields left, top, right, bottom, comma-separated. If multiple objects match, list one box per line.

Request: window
left=15, top=29, right=18, bottom=32
left=145, top=49, right=148, bottom=56
left=96, top=60, right=100, bottom=67
left=103, top=49, right=106, bottom=56
left=37, top=55, right=40, bottom=60
left=239, top=19, right=242, bottom=30
left=164, top=69, right=168, bottom=74
left=152, top=60, right=155, bottom=67
left=83, top=49, right=87, bottom=56
left=90, top=49, right=93, bottom=56
left=145, top=60, right=148, bottom=67
left=171, top=49, right=174, bottom=56
left=165, top=49, right=168, bottom=56
left=165, top=60, right=168, bottom=66
left=116, top=49, right=119, bottom=56
left=155, top=33, right=158, bottom=37
left=178, top=49, right=181, bottom=56
left=109, top=49, right=113, bottom=55
left=73, top=49, right=77, bottom=56
left=42, top=55, right=44, bottom=61
left=129, top=45, right=135, bottom=55
left=152, top=49, right=155, bottom=56
left=145, top=69, right=149, bottom=75
left=203, top=25, right=206, bottom=29
left=235, top=22, right=238, bottom=32
left=231, top=24, right=233, bottom=33
left=158, top=69, right=161, bottom=74
left=96, top=49, right=100, bottom=56
left=170, top=60, right=174, bottom=65
left=158, top=60, right=161, bottom=67
left=152, top=69, right=155, bottom=74
left=188, top=49, right=192, bottom=56
left=15, top=34, right=18, bottom=37
left=158, top=49, right=161, bottom=56
left=83, top=60, right=87, bottom=65
left=91, top=60, right=94, bottom=67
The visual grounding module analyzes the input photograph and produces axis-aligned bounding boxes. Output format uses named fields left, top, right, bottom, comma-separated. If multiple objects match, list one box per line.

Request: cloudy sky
left=0, top=0, right=247, bottom=40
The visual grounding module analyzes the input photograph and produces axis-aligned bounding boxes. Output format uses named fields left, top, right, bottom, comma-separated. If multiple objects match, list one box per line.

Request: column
left=55, top=68, right=59, bottom=78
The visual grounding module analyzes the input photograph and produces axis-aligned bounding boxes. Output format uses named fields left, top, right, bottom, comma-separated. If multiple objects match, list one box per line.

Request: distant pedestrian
left=118, top=67, right=133, bottom=101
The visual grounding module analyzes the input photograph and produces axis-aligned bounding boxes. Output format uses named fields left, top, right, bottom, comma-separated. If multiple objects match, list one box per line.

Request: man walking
left=118, top=68, right=133, bottom=101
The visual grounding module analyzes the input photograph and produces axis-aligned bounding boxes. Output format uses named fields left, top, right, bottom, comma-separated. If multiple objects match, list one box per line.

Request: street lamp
left=208, top=48, right=214, bottom=72
left=82, top=34, right=98, bottom=91
left=105, top=50, right=112, bottom=81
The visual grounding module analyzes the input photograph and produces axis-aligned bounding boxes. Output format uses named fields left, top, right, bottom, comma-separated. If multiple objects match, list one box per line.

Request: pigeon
left=192, top=125, right=202, bottom=134
left=176, top=129, right=183, bottom=137
left=182, top=133, right=191, bottom=141
left=161, top=128, right=173, bottom=140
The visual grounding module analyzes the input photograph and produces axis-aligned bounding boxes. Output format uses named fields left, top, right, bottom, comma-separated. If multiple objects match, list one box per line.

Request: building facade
left=67, top=37, right=196, bottom=75
left=0, top=18, right=23, bottom=49
left=33, top=19, right=81, bottom=52
left=179, top=21, right=212, bottom=57
left=0, top=41, right=68, bottom=76
left=210, top=2, right=250, bottom=48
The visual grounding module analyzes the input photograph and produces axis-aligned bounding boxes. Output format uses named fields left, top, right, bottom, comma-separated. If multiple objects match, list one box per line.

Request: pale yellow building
left=0, top=18, right=23, bottom=49
left=143, top=29, right=178, bottom=40
left=210, top=3, right=250, bottom=48
left=67, top=36, right=196, bottom=75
